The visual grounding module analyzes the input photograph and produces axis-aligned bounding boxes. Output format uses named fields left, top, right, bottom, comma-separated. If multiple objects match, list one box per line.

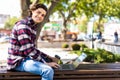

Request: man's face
left=32, top=8, right=46, bottom=23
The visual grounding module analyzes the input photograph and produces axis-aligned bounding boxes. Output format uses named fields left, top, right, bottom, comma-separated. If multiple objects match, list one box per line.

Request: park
left=1, top=0, right=120, bottom=80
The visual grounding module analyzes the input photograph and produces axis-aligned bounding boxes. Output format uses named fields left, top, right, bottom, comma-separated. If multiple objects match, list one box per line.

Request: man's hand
left=52, top=57, right=59, bottom=63
left=46, top=62, right=60, bottom=69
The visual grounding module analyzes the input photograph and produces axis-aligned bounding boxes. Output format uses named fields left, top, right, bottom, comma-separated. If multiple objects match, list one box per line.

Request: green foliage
left=94, top=48, right=115, bottom=63
left=4, top=17, right=20, bottom=30
left=70, top=47, right=117, bottom=63
left=114, top=54, right=120, bottom=62
left=80, top=43, right=88, bottom=51
left=71, top=43, right=80, bottom=50
left=77, top=16, right=88, bottom=33
left=78, top=25, right=87, bottom=33
left=57, top=59, right=63, bottom=64
left=61, top=43, right=69, bottom=48
left=83, top=48, right=97, bottom=62
left=83, top=48, right=116, bottom=63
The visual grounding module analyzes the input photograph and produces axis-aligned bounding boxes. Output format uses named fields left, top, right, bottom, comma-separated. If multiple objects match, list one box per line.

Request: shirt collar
left=27, top=17, right=38, bottom=29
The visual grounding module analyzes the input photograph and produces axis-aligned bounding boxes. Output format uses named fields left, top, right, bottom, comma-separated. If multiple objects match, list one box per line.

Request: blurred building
left=0, top=14, right=10, bottom=28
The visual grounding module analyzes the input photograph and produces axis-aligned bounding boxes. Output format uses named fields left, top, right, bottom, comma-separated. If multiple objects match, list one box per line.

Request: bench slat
left=1, top=63, right=120, bottom=80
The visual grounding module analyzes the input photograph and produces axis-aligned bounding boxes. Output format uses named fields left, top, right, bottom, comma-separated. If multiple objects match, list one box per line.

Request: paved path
left=0, top=42, right=78, bottom=65
left=0, top=43, right=8, bottom=61
left=39, top=48, right=78, bottom=63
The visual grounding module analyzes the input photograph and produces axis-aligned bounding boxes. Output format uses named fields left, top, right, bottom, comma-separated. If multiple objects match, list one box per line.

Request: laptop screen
left=73, top=52, right=87, bottom=67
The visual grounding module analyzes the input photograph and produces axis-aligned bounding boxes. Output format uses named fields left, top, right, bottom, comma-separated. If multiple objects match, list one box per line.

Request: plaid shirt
left=7, top=17, right=48, bottom=70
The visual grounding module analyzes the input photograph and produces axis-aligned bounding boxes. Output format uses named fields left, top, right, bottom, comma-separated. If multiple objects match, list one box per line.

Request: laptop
left=58, top=52, right=87, bottom=70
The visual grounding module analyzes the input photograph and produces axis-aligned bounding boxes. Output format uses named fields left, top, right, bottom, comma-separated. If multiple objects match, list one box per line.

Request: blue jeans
left=14, top=57, right=54, bottom=80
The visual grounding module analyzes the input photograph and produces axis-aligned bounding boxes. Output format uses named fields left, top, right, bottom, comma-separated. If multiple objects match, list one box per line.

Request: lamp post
left=87, top=21, right=94, bottom=49
left=91, top=27, right=94, bottom=49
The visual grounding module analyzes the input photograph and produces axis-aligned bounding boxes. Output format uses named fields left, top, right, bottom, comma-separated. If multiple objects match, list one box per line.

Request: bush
left=70, top=47, right=118, bottom=63
left=83, top=48, right=116, bottom=63
left=95, top=49, right=115, bottom=63
left=71, top=43, right=80, bottom=50
left=80, top=44, right=88, bottom=51
left=115, top=54, right=120, bottom=62
left=61, top=43, right=69, bottom=48
left=83, top=48, right=96, bottom=62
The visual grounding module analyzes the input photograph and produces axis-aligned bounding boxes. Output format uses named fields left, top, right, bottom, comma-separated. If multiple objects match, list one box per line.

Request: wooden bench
left=1, top=63, right=120, bottom=80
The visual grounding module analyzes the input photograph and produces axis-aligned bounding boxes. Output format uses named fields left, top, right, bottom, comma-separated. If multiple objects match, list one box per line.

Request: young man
left=7, top=3, right=59, bottom=80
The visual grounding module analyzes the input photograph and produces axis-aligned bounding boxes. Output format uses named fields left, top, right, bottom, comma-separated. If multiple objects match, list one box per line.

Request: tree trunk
left=62, top=20, right=68, bottom=41
left=20, top=0, right=31, bottom=18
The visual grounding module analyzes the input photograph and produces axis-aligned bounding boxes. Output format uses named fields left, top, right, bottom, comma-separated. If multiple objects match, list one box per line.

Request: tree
left=52, top=0, right=82, bottom=40
left=77, top=0, right=120, bottom=31
left=4, top=17, right=20, bottom=30
left=20, top=0, right=31, bottom=18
